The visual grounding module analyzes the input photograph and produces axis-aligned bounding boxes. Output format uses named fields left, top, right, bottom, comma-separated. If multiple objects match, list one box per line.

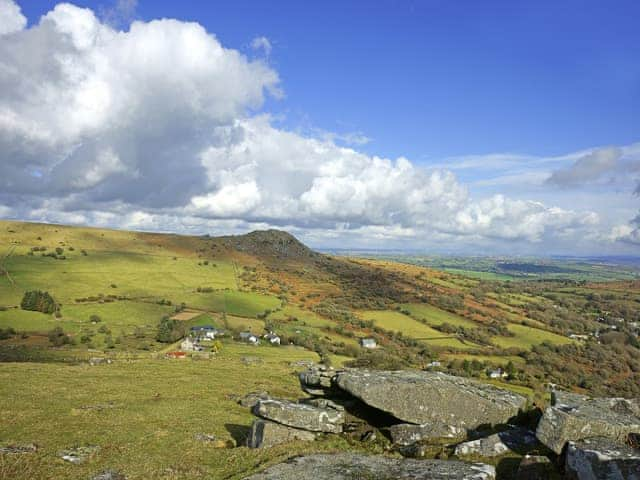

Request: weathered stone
left=239, top=391, right=271, bottom=408
left=246, top=419, right=316, bottom=448
left=242, top=453, right=496, bottom=479
left=536, top=390, right=640, bottom=454
left=454, top=427, right=538, bottom=457
left=299, top=397, right=345, bottom=411
left=565, top=437, right=640, bottom=480
left=298, top=367, right=336, bottom=396
left=334, top=370, right=527, bottom=428
left=390, top=422, right=466, bottom=445
left=516, top=455, right=555, bottom=480
left=253, top=399, right=344, bottom=433
left=0, top=443, right=37, bottom=454
left=59, top=445, right=100, bottom=464
left=91, top=470, right=126, bottom=480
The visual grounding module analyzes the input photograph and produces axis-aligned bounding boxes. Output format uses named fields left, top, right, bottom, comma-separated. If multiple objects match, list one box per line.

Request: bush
left=55, top=247, right=64, bottom=255
left=47, top=326, right=71, bottom=346
left=89, top=314, right=102, bottom=323
left=97, top=325, right=111, bottom=334
left=21, top=290, right=57, bottom=314
left=0, top=327, right=16, bottom=340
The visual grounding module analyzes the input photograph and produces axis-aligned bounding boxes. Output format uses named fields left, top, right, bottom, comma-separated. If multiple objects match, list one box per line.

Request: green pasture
left=400, top=303, right=478, bottom=328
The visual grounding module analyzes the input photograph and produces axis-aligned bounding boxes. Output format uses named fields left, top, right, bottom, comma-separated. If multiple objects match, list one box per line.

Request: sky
left=0, top=0, right=639, bottom=254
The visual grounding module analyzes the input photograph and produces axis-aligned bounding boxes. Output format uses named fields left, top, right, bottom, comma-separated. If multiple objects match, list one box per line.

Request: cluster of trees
left=47, top=326, right=71, bottom=346
left=156, top=315, right=186, bottom=343
left=21, top=290, right=58, bottom=314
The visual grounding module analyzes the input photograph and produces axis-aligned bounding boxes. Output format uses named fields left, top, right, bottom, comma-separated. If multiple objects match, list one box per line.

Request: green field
left=492, top=323, right=574, bottom=349
left=358, top=310, right=476, bottom=350
left=400, top=303, right=478, bottom=328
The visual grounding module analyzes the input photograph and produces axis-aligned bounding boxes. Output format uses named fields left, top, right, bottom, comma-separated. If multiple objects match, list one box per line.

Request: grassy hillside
left=1, top=219, right=640, bottom=479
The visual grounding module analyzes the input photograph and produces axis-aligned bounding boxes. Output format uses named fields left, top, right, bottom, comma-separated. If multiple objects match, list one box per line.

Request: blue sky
left=18, top=0, right=640, bottom=160
left=1, top=0, right=639, bottom=253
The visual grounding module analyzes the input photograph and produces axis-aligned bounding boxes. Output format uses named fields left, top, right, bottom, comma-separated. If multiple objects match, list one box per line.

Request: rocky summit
left=242, top=453, right=496, bottom=480
left=334, top=369, right=527, bottom=427
left=536, top=390, right=640, bottom=454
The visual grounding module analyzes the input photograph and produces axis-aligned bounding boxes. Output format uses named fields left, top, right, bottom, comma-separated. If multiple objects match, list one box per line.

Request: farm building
left=165, top=351, right=186, bottom=359
left=359, top=338, right=377, bottom=349
left=181, top=337, right=196, bottom=351
left=488, top=368, right=508, bottom=379
left=239, top=332, right=259, bottom=344
left=190, top=325, right=224, bottom=339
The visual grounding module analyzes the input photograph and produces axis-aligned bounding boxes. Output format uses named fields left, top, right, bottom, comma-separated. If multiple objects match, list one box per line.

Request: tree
left=156, top=315, right=185, bottom=343
left=21, top=290, right=57, bottom=314
left=48, top=326, right=71, bottom=346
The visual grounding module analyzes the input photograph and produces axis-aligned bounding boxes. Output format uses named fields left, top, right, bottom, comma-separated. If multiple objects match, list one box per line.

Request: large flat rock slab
left=565, top=437, right=640, bottom=480
left=242, top=453, right=496, bottom=479
left=253, top=399, right=344, bottom=433
left=246, top=419, right=316, bottom=448
left=536, top=390, right=640, bottom=454
left=334, top=370, right=527, bottom=427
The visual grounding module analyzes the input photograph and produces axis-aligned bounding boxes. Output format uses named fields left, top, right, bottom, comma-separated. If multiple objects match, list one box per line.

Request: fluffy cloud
left=0, top=1, right=613, bottom=251
left=0, top=0, right=26, bottom=35
left=546, top=145, right=640, bottom=188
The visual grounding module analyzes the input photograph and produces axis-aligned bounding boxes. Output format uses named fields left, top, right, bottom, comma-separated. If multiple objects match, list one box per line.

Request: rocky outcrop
left=536, top=390, right=640, bottom=454
left=565, top=437, right=640, bottom=480
left=253, top=399, right=344, bottom=433
left=390, top=422, right=466, bottom=445
left=334, top=369, right=527, bottom=427
left=242, top=453, right=496, bottom=480
left=246, top=419, right=316, bottom=448
left=454, top=427, right=538, bottom=458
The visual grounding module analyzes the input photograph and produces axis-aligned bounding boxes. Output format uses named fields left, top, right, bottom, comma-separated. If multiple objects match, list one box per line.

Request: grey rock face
left=253, top=399, right=345, bottom=433
left=246, top=419, right=316, bottom=448
left=59, top=445, right=100, bottom=464
left=242, top=453, right=496, bottom=480
left=390, top=422, right=466, bottom=445
left=0, top=443, right=37, bottom=454
left=536, top=390, right=640, bottom=454
left=454, top=427, right=538, bottom=458
left=299, top=367, right=336, bottom=396
left=516, top=455, right=555, bottom=480
left=334, top=370, right=527, bottom=427
left=565, top=437, right=640, bottom=480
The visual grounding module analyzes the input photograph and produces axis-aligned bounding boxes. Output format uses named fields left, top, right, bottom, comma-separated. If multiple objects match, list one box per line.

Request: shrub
left=89, top=314, right=102, bottom=323
left=0, top=327, right=16, bottom=340
left=20, top=290, right=57, bottom=314
left=98, top=325, right=111, bottom=334
left=47, top=326, right=71, bottom=346
left=55, top=247, right=64, bottom=255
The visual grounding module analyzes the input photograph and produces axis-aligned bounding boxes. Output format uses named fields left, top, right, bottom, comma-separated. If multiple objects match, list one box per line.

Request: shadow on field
left=225, top=423, right=250, bottom=446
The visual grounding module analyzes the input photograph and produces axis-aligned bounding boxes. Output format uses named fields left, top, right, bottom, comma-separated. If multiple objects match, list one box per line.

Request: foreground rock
left=91, top=471, right=126, bottom=480
left=334, top=370, right=526, bottom=427
left=390, top=422, right=465, bottom=445
left=454, top=427, right=538, bottom=457
left=536, top=390, right=640, bottom=454
left=0, top=443, right=37, bottom=454
left=565, top=437, right=640, bottom=480
left=242, top=453, right=496, bottom=479
left=253, top=399, right=344, bottom=433
left=59, top=445, right=100, bottom=464
left=516, top=455, right=555, bottom=480
left=247, top=419, right=317, bottom=448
